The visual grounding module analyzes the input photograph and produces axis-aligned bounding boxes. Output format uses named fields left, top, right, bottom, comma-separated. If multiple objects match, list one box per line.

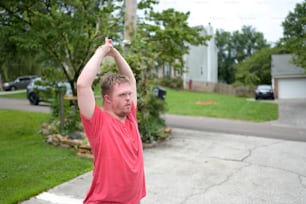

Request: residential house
left=183, top=23, right=218, bottom=91
left=155, top=23, right=218, bottom=92
left=271, top=54, right=306, bottom=99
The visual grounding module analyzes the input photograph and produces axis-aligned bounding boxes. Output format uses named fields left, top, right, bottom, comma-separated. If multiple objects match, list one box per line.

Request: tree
left=0, top=0, right=209, bottom=142
left=281, top=1, right=306, bottom=70
left=215, top=26, right=270, bottom=84
left=0, top=0, right=123, bottom=95
left=0, top=23, right=48, bottom=81
left=232, top=26, right=269, bottom=63
left=137, top=7, right=210, bottom=76
left=235, top=2, right=306, bottom=87
left=0, top=45, right=44, bottom=81
left=215, top=29, right=235, bottom=83
left=234, top=45, right=290, bottom=86
left=122, top=2, right=210, bottom=142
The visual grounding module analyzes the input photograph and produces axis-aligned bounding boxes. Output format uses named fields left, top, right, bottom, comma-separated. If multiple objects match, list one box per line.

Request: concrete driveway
left=270, top=99, right=306, bottom=128
left=22, top=128, right=306, bottom=204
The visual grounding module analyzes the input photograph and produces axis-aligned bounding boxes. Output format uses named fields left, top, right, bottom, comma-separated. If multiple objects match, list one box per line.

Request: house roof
left=271, top=54, right=306, bottom=78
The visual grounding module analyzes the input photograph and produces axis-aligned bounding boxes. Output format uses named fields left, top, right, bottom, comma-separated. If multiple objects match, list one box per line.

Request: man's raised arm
left=111, top=48, right=137, bottom=105
left=77, top=39, right=112, bottom=119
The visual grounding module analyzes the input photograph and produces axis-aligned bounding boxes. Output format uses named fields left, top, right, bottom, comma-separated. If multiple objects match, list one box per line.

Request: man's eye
left=119, top=92, right=132, bottom=98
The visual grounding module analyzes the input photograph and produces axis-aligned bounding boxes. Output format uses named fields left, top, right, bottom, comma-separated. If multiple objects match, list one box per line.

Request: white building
left=183, top=23, right=218, bottom=91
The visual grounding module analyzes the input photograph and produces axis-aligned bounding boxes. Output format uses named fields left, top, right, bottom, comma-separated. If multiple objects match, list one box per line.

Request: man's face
left=109, top=82, right=132, bottom=117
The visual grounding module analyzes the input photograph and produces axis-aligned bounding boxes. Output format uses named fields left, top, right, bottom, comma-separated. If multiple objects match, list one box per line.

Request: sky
left=153, top=0, right=302, bottom=43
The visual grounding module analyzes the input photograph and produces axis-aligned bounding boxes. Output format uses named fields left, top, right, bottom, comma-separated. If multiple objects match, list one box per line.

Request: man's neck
left=103, top=108, right=126, bottom=123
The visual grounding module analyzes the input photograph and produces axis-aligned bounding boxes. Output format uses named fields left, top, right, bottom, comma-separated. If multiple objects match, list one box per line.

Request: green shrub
left=137, top=87, right=168, bottom=143
left=159, top=76, right=183, bottom=89
left=49, top=89, right=81, bottom=135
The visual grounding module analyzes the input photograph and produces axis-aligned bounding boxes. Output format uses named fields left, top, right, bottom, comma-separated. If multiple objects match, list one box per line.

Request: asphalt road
left=0, top=97, right=50, bottom=113
left=164, top=114, right=306, bottom=142
left=0, top=96, right=305, bottom=142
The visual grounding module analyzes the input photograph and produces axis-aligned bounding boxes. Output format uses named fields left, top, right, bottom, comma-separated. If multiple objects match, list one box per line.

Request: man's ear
left=104, top=95, right=111, bottom=104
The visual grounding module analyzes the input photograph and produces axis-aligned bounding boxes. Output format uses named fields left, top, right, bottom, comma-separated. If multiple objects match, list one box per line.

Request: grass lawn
left=0, top=88, right=278, bottom=122
left=165, top=89, right=278, bottom=122
left=0, top=109, right=92, bottom=204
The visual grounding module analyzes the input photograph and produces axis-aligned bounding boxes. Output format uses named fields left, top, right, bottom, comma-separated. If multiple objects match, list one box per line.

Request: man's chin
left=124, top=108, right=132, bottom=115
left=119, top=109, right=131, bottom=117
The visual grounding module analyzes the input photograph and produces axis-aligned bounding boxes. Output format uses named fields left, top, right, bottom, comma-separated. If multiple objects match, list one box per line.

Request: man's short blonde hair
left=100, top=73, right=130, bottom=97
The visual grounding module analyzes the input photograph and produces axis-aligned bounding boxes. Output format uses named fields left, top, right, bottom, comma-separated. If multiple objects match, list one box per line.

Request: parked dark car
left=27, top=77, right=72, bottom=105
left=255, top=85, right=274, bottom=100
left=3, top=75, right=38, bottom=91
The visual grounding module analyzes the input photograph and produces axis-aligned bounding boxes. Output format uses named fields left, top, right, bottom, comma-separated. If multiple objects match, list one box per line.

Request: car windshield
left=258, top=85, right=271, bottom=90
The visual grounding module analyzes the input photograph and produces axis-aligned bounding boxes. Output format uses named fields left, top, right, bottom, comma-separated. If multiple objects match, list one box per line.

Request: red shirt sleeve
left=80, top=104, right=103, bottom=141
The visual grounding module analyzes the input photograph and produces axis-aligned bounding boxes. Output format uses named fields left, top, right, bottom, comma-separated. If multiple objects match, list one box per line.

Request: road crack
left=180, top=163, right=251, bottom=204
left=299, top=176, right=306, bottom=189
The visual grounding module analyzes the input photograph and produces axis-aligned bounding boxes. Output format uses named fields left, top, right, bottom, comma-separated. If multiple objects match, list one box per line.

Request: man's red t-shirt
left=81, top=103, right=146, bottom=204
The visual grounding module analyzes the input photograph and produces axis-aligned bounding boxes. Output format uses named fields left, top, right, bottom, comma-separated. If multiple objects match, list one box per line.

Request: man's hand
left=95, top=37, right=113, bottom=56
left=104, top=37, right=113, bottom=51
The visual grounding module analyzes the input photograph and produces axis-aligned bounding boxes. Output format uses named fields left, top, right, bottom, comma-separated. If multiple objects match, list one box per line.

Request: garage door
left=278, top=78, right=306, bottom=99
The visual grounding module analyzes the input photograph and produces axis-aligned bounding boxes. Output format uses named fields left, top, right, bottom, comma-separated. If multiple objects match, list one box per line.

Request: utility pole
left=124, top=0, right=137, bottom=46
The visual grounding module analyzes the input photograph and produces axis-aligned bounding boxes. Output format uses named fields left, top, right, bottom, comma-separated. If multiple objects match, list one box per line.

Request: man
left=77, top=38, right=146, bottom=204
